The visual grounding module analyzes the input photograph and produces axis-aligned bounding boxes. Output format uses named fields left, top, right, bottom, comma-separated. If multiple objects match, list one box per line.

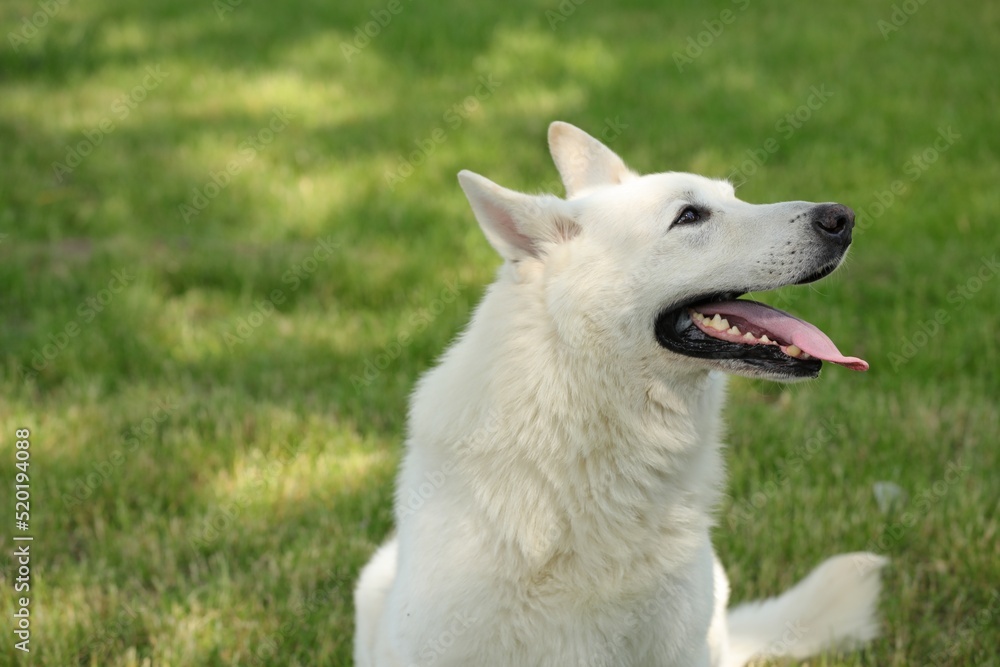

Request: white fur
left=354, top=122, right=886, bottom=666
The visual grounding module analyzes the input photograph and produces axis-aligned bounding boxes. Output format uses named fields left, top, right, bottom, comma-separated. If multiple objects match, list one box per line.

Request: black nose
left=812, top=203, right=855, bottom=242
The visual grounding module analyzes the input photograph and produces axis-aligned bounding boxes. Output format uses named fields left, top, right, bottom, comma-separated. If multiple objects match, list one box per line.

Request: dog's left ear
left=458, top=170, right=579, bottom=262
left=548, top=121, right=636, bottom=198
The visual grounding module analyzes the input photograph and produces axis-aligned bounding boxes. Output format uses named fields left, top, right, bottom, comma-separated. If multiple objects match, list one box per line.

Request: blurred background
left=0, top=0, right=997, bottom=664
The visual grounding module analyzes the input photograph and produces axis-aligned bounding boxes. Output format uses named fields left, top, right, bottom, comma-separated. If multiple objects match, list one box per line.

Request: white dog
left=354, top=122, right=886, bottom=666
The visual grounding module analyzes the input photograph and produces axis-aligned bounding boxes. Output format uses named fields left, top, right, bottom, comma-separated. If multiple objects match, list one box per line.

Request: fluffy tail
left=354, top=538, right=399, bottom=667
left=724, top=552, right=888, bottom=667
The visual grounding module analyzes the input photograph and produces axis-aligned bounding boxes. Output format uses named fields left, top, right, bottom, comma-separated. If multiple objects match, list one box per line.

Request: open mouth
left=654, top=287, right=868, bottom=379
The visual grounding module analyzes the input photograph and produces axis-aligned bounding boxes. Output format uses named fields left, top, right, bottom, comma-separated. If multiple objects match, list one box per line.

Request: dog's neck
left=405, top=271, right=727, bottom=579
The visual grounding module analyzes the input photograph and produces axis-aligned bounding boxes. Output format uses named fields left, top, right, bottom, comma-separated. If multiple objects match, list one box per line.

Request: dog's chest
left=506, top=539, right=716, bottom=666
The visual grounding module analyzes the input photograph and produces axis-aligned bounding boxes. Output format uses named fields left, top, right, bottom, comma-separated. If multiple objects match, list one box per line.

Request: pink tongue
left=700, top=300, right=869, bottom=371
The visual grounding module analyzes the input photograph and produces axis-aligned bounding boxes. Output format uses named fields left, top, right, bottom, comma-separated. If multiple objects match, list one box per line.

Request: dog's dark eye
left=673, top=205, right=704, bottom=226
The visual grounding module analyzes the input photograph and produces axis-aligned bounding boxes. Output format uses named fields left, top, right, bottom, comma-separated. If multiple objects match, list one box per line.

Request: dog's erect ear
left=548, top=121, right=635, bottom=198
left=458, top=170, right=578, bottom=262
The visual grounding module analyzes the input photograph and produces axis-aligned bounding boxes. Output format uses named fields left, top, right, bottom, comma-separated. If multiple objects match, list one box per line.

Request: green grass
left=1, top=0, right=998, bottom=664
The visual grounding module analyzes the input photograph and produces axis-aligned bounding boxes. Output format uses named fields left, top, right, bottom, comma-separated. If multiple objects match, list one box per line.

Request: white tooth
left=786, top=344, right=802, bottom=357
left=760, top=335, right=771, bottom=344
left=711, top=314, right=722, bottom=324
left=743, top=332, right=756, bottom=341
left=801, top=352, right=811, bottom=359
left=712, top=317, right=729, bottom=331
left=728, top=326, right=741, bottom=335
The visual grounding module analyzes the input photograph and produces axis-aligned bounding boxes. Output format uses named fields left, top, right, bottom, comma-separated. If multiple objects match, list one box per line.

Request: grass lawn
left=1, top=0, right=998, bottom=664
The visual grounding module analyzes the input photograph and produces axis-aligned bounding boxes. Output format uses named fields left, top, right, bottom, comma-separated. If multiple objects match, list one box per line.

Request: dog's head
left=458, top=122, right=867, bottom=382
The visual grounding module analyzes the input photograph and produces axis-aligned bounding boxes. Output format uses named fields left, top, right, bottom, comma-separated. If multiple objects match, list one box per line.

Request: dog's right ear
left=458, top=170, right=578, bottom=262
left=548, top=121, right=635, bottom=198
